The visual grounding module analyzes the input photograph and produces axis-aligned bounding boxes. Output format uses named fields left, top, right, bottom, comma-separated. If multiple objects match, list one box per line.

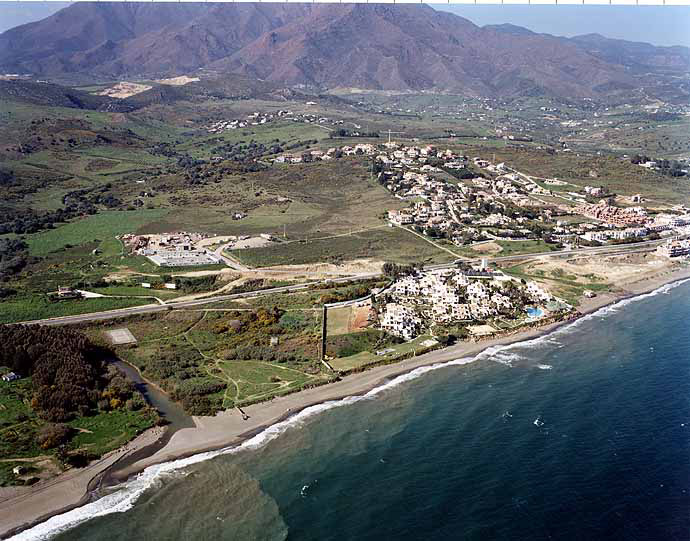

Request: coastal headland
left=2, top=264, right=689, bottom=539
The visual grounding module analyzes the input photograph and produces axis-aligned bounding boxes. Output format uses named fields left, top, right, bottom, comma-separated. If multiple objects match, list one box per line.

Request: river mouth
left=99, top=358, right=195, bottom=484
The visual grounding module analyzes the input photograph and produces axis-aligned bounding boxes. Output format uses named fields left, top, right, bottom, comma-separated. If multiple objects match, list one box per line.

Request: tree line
left=0, top=325, right=115, bottom=422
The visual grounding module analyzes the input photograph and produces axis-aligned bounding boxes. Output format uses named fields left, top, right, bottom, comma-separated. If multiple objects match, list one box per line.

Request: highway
left=23, top=239, right=665, bottom=327
left=25, top=274, right=380, bottom=327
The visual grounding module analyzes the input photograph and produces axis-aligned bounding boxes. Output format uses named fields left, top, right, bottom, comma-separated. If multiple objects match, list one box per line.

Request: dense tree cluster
left=139, top=346, right=226, bottom=416
left=0, top=325, right=111, bottom=421
left=63, top=185, right=121, bottom=209
left=213, top=307, right=314, bottom=365
left=0, top=168, right=16, bottom=186
left=444, top=166, right=485, bottom=181
left=36, top=423, right=72, bottom=449
left=382, top=262, right=418, bottom=279
left=173, top=275, right=219, bottom=293
left=329, top=129, right=379, bottom=138
left=630, top=154, right=686, bottom=177
left=0, top=238, right=30, bottom=282
left=319, top=284, right=372, bottom=305
left=177, top=155, right=207, bottom=169
left=0, top=183, right=124, bottom=236
left=210, top=140, right=272, bottom=162
left=149, top=142, right=179, bottom=158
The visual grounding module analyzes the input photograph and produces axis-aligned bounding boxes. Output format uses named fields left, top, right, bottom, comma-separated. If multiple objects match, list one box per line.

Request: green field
left=83, top=311, right=205, bottom=345
left=67, top=410, right=155, bottom=457
left=495, top=240, right=560, bottom=256
left=0, top=296, right=154, bottom=324
left=25, top=210, right=169, bottom=256
left=232, top=227, right=454, bottom=267
left=135, top=159, right=403, bottom=239
left=217, top=360, right=328, bottom=407
left=326, top=305, right=353, bottom=336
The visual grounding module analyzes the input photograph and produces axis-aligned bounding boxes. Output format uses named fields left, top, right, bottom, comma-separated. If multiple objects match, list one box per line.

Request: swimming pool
left=526, top=307, right=544, bottom=318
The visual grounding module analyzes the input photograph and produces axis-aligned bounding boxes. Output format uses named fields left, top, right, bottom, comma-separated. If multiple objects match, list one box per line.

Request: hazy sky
left=0, top=2, right=688, bottom=48
left=435, top=5, right=690, bottom=48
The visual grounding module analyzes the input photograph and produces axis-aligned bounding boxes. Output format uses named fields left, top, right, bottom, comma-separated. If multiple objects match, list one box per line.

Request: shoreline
left=2, top=264, right=689, bottom=539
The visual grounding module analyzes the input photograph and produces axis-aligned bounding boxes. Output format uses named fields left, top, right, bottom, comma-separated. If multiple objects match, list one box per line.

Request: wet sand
left=2, top=264, right=689, bottom=539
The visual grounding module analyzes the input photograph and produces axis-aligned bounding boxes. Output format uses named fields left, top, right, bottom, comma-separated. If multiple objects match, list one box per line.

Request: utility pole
left=320, top=305, right=328, bottom=362
left=386, top=129, right=405, bottom=145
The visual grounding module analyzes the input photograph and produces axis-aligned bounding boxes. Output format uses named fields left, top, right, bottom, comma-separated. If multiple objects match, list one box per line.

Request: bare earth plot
left=327, top=301, right=373, bottom=336
left=105, top=328, right=137, bottom=345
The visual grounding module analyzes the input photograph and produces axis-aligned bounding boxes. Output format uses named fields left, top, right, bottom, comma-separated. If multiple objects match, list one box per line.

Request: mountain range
left=0, top=3, right=688, bottom=102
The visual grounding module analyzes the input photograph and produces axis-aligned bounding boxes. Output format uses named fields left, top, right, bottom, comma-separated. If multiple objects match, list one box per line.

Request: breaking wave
left=11, top=277, right=690, bottom=540
left=11, top=357, right=479, bottom=541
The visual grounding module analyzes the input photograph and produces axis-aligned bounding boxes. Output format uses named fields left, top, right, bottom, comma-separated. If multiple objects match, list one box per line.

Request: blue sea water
left=16, top=280, right=690, bottom=541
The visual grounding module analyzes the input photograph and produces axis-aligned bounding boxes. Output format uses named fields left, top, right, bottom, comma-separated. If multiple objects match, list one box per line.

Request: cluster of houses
left=273, top=143, right=377, bottom=164
left=583, top=185, right=608, bottom=197
left=274, top=138, right=690, bottom=253
left=572, top=204, right=690, bottom=244
left=380, top=148, right=554, bottom=244
left=378, top=143, right=690, bottom=251
left=378, top=268, right=558, bottom=340
left=656, top=238, right=690, bottom=258
left=120, top=232, right=221, bottom=267
left=206, top=110, right=343, bottom=134
left=574, top=201, right=648, bottom=227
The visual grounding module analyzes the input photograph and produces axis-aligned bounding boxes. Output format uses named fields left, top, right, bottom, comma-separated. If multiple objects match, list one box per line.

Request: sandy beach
left=2, top=263, right=689, bottom=539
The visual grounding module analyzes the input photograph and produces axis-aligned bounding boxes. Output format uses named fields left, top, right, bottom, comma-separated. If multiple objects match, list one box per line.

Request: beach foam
left=11, top=277, right=690, bottom=540
left=11, top=355, right=478, bottom=541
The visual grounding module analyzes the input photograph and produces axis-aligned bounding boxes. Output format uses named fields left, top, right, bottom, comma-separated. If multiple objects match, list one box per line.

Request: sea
left=13, top=279, right=690, bottom=541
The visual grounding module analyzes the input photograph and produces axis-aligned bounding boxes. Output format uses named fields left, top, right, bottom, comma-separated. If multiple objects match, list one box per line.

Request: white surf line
left=11, top=276, right=690, bottom=541
left=10, top=357, right=480, bottom=541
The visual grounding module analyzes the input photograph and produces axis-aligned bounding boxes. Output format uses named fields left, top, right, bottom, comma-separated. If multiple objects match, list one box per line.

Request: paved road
left=213, top=244, right=249, bottom=272
left=25, top=274, right=380, bottom=326
left=23, top=240, right=665, bottom=327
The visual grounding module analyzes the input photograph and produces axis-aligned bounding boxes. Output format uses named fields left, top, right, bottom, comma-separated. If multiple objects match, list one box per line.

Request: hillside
left=0, top=3, right=688, bottom=101
left=0, top=80, right=135, bottom=111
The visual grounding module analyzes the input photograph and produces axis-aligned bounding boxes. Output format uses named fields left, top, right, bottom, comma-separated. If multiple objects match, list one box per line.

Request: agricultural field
left=25, top=210, right=168, bottom=256
left=231, top=227, right=455, bottom=267
left=326, top=301, right=373, bottom=336
left=0, top=296, right=154, bottom=325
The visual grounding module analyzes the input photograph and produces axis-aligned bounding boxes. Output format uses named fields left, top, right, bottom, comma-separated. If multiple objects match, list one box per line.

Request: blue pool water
left=526, top=306, right=544, bottom=318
